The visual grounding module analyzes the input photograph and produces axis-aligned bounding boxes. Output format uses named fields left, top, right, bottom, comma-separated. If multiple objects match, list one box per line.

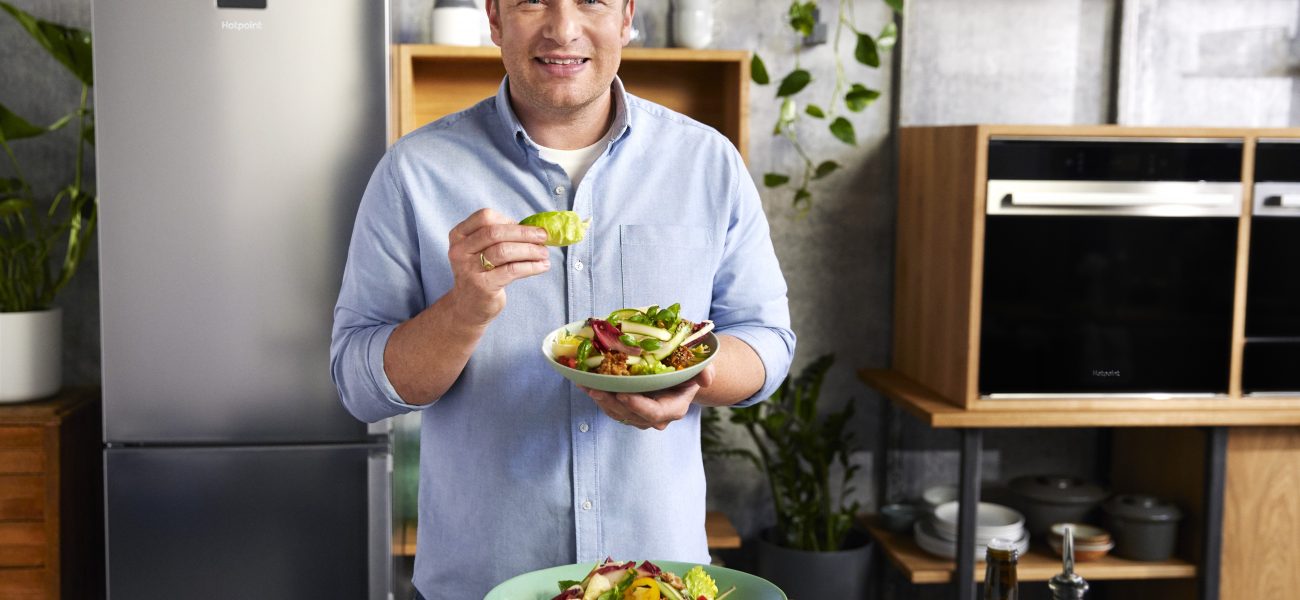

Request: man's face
left=488, top=0, right=634, bottom=116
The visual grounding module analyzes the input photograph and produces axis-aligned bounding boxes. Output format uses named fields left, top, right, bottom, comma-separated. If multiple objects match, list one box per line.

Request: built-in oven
left=978, top=137, right=1244, bottom=398
left=1243, top=139, right=1300, bottom=395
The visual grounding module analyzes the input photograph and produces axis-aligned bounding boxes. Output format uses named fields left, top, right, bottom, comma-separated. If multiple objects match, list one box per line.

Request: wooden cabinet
left=862, top=125, right=1300, bottom=600
left=0, top=388, right=101, bottom=600
left=394, top=45, right=750, bottom=160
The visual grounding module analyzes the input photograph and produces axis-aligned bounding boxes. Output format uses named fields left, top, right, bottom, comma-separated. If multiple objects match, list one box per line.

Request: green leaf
left=854, top=32, right=880, bottom=68
left=787, top=1, right=817, bottom=38
left=0, top=102, right=45, bottom=142
left=813, top=161, right=840, bottom=180
left=776, top=69, right=812, bottom=97
left=764, top=173, right=791, bottom=187
left=0, top=198, right=32, bottom=217
left=0, top=178, right=23, bottom=197
left=829, top=117, right=856, bottom=145
left=0, top=2, right=93, bottom=86
left=82, top=122, right=94, bottom=146
left=845, top=84, right=881, bottom=112
left=793, top=188, right=812, bottom=212
left=884, top=0, right=904, bottom=13
left=46, top=112, right=74, bottom=132
left=751, top=53, right=770, bottom=85
left=878, top=21, right=898, bottom=50
left=805, top=104, right=826, bottom=119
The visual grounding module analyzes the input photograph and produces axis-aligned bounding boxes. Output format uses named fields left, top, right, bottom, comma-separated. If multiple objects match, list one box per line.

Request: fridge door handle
left=369, top=448, right=393, bottom=600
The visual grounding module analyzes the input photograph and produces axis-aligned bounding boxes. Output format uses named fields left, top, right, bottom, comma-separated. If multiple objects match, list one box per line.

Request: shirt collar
left=493, top=75, right=633, bottom=160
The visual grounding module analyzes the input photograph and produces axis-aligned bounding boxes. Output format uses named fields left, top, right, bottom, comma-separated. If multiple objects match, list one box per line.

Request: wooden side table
left=0, top=387, right=102, bottom=600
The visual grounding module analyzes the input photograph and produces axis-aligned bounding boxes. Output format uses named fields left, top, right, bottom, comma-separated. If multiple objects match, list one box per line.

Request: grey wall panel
left=1118, top=0, right=1300, bottom=126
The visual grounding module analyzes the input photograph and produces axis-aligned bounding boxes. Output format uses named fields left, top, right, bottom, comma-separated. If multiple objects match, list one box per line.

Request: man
left=330, top=0, right=794, bottom=597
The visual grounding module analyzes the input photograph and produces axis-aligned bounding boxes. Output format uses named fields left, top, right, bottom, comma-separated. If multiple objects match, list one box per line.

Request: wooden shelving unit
left=395, top=45, right=750, bottom=161
left=860, top=369, right=1300, bottom=428
left=867, top=125, right=1300, bottom=600
left=863, top=521, right=1196, bottom=585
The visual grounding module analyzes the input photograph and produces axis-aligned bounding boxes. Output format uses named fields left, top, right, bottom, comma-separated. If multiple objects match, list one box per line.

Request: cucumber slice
left=621, top=321, right=672, bottom=341
left=649, top=321, right=692, bottom=361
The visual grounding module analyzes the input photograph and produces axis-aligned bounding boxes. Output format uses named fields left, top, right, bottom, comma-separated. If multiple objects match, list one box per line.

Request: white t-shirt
left=537, top=129, right=611, bottom=189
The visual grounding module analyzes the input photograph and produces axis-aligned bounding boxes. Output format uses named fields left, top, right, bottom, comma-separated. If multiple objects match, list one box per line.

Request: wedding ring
left=479, top=252, right=495, bottom=271
left=619, top=418, right=630, bottom=425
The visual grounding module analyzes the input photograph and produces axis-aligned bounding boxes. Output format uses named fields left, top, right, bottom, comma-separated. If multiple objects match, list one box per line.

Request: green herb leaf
left=878, top=21, right=898, bottom=50
left=787, top=1, right=817, bottom=37
left=805, top=104, right=826, bottom=119
left=884, top=0, right=904, bottom=14
left=0, top=102, right=45, bottom=142
left=829, top=117, right=856, bottom=146
left=0, top=2, right=93, bottom=86
left=813, top=161, right=840, bottom=180
left=764, top=173, right=791, bottom=187
left=854, top=32, right=880, bottom=68
left=751, top=53, right=770, bottom=85
left=845, top=84, right=880, bottom=112
left=776, top=69, right=812, bottom=97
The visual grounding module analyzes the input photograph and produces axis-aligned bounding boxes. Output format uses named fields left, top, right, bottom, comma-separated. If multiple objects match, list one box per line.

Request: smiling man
left=330, top=0, right=794, bottom=597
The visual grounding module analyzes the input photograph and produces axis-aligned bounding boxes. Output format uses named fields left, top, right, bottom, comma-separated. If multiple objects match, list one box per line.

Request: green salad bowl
left=484, top=559, right=787, bottom=600
left=541, top=319, right=720, bottom=394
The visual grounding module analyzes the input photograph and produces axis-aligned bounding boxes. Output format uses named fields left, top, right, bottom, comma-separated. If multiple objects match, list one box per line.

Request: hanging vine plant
left=753, top=0, right=901, bottom=215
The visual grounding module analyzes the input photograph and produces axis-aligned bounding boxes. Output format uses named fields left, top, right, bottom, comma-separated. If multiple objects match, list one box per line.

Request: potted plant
left=703, top=354, right=872, bottom=599
left=0, top=2, right=96, bottom=403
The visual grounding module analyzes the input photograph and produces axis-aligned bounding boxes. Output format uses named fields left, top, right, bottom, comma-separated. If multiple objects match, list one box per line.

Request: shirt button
left=582, top=500, right=593, bottom=511
left=554, top=185, right=565, bottom=195
left=579, top=422, right=589, bottom=433
left=574, top=260, right=584, bottom=271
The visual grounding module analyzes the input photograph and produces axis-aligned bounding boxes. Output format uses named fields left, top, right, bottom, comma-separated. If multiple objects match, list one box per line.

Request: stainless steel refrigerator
left=94, top=1, right=392, bottom=598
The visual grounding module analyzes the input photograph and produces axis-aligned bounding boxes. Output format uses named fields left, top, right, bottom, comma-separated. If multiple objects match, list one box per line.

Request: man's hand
left=579, top=364, right=716, bottom=430
left=447, top=208, right=551, bottom=324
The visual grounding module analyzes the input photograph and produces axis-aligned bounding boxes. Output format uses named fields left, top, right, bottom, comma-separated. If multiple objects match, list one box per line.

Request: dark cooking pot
left=1008, top=475, right=1108, bottom=537
left=1103, top=494, right=1183, bottom=561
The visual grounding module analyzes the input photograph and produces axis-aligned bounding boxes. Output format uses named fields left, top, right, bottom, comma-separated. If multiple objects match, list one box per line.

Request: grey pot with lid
left=1103, top=494, right=1183, bottom=561
left=1008, top=475, right=1109, bottom=537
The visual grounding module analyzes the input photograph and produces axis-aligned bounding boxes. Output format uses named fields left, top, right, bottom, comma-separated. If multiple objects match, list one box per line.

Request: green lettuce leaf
left=682, top=566, right=718, bottom=600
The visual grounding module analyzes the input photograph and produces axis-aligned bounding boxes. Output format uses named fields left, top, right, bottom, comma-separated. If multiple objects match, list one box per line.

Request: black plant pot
left=755, top=528, right=874, bottom=600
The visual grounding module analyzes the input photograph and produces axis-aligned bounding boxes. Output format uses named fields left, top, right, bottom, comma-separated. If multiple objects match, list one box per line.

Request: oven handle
left=1277, top=195, right=1300, bottom=208
left=1008, top=191, right=1236, bottom=208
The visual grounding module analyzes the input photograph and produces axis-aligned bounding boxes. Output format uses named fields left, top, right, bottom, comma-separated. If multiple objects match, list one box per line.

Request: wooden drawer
left=0, top=427, right=43, bottom=476
left=0, top=475, right=44, bottom=520
left=0, top=567, right=45, bottom=600
left=0, top=522, right=46, bottom=567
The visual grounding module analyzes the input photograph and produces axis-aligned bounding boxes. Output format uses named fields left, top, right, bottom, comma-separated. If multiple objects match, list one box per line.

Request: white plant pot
left=0, top=308, right=62, bottom=403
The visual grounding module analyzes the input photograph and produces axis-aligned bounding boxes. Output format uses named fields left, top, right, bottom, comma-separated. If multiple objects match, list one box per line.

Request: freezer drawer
left=105, top=444, right=390, bottom=600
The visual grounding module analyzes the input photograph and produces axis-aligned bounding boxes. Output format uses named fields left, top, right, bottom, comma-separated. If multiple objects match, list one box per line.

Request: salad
left=551, top=304, right=715, bottom=376
left=551, top=558, right=735, bottom=600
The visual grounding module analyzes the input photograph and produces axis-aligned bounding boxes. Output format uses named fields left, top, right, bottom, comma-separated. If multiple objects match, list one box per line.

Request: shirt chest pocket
left=619, top=224, right=715, bottom=316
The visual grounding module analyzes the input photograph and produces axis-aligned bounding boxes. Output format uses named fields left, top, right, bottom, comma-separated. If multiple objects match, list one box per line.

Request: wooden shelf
left=396, top=44, right=750, bottom=160
left=393, top=510, right=742, bottom=557
left=860, top=368, right=1300, bottom=428
left=864, top=521, right=1196, bottom=585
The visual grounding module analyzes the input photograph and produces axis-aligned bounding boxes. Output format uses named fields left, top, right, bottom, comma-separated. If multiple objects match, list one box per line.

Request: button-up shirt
left=330, top=77, right=795, bottom=599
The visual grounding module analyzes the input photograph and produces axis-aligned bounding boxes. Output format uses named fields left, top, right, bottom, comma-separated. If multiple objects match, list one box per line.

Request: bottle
left=983, top=538, right=1019, bottom=600
left=1049, top=525, right=1090, bottom=599
left=430, top=0, right=481, bottom=46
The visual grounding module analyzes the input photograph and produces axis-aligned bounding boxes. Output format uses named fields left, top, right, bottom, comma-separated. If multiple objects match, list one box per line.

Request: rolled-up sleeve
left=330, top=148, right=433, bottom=423
left=710, top=149, right=796, bottom=408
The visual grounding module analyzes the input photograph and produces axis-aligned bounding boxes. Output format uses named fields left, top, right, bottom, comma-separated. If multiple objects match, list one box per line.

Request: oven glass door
left=980, top=215, right=1238, bottom=396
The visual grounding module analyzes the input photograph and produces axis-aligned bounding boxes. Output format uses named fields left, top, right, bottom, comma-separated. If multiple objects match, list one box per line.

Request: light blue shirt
left=331, top=77, right=794, bottom=599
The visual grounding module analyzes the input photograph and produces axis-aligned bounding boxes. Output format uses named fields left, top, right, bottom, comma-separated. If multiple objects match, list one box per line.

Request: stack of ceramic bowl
left=1048, top=523, right=1114, bottom=561
left=913, top=501, right=1029, bottom=561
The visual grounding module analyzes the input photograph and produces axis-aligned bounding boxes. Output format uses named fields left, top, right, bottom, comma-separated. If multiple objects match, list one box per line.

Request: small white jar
left=672, top=0, right=714, bottom=49
left=431, top=0, right=481, bottom=46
